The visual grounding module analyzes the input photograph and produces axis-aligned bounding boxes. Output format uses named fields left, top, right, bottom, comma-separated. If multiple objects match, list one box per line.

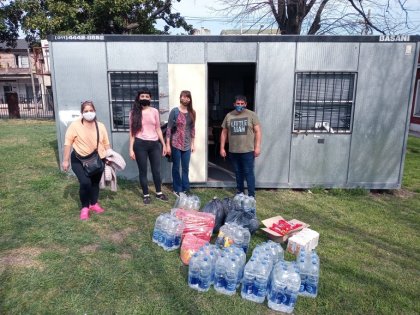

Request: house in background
left=0, top=39, right=53, bottom=117
left=410, top=50, right=420, bottom=133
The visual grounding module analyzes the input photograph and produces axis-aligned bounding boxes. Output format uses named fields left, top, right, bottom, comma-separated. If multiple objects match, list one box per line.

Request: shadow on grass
left=49, top=140, right=60, bottom=167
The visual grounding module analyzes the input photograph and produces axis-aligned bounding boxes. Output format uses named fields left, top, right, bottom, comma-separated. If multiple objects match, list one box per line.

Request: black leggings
left=71, top=151, right=103, bottom=208
left=133, top=138, right=162, bottom=195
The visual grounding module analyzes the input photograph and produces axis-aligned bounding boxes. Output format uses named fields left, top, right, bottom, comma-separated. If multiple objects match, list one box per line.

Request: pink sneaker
left=80, top=207, right=90, bottom=220
left=90, top=203, right=105, bottom=213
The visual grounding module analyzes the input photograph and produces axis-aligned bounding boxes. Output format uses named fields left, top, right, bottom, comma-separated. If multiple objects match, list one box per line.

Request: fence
left=0, top=93, right=54, bottom=119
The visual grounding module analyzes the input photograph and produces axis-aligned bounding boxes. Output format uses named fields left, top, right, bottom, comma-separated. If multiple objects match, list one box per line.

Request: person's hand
left=191, top=142, right=195, bottom=153
left=220, top=148, right=226, bottom=158
left=166, top=146, right=171, bottom=156
left=129, top=149, right=135, bottom=160
left=62, top=160, right=70, bottom=172
left=162, top=145, right=167, bottom=156
left=254, top=147, right=261, bottom=157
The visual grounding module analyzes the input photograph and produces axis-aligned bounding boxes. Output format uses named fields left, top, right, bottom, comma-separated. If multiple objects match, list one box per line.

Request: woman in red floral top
left=166, top=90, right=196, bottom=195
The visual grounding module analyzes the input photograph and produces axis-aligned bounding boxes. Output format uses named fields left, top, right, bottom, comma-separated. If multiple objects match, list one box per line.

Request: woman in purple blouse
left=165, top=90, right=196, bottom=196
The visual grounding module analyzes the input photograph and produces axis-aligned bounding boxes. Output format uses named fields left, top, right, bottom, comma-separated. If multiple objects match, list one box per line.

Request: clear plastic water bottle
left=241, top=258, right=256, bottom=301
left=305, top=257, right=319, bottom=298
left=297, top=257, right=307, bottom=294
left=173, top=220, right=184, bottom=249
left=163, top=217, right=176, bottom=250
left=252, top=259, right=271, bottom=303
left=225, top=257, right=240, bottom=295
left=233, top=193, right=244, bottom=210
left=243, top=196, right=256, bottom=215
left=197, top=257, right=212, bottom=292
left=176, top=192, right=188, bottom=209
left=188, top=253, right=200, bottom=289
left=190, top=195, right=201, bottom=210
left=159, top=214, right=171, bottom=249
left=214, top=254, right=228, bottom=294
left=267, top=263, right=288, bottom=311
left=152, top=214, right=165, bottom=244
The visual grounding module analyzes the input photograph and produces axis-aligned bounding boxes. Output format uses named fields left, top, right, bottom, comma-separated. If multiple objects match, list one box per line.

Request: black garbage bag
left=201, top=197, right=226, bottom=233
left=221, top=197, right=234, bottom=217
left=225, top=208, right=260, bottom=235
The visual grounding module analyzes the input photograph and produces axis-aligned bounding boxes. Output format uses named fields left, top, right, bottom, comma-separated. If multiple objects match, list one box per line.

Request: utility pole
left=27, top=48, right=38, bottom=117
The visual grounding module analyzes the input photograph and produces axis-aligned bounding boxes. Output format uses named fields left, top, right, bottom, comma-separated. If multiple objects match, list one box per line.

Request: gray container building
left=49, top=35, right=420, bottom=189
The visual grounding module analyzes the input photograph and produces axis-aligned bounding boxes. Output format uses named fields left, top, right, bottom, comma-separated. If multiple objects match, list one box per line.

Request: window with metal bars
left=109, top=71, right=159, bottom=131
left=293, top=72, right=356, bottom=133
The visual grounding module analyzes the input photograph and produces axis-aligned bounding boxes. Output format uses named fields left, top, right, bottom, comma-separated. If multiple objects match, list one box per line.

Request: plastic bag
left=201, top=197, right=226, bottom=233
left=224, top=194, right=260, bottom=234
left=180, top=234, right=208, bottom=265
left=171, top=208, right=215, bottom=242
left=225, top=210, right=260, bottom=234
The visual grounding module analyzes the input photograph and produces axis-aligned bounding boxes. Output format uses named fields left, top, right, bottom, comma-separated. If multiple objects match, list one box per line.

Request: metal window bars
left=293, top=72, right=356, bottom=133
left=109, top=71, right=159, bottom=131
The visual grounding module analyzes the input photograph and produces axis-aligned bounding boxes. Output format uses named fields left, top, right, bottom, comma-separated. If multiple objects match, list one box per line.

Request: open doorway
left=207, top=63, right=256, bottom=182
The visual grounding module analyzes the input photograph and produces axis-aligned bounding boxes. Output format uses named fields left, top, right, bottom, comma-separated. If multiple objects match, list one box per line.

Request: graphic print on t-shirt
left=230, top=117, right=248, bottom=135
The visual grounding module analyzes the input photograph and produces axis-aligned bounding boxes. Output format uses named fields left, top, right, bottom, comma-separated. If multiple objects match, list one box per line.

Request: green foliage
left=0, top=1, right=21, bottom=47
left=2, top=0, right=193, bottom=46
left=0, top=120, right=419, bottom=314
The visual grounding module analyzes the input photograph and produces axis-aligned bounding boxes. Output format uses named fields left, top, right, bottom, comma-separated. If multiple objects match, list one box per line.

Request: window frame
left=292, top=71, right=357, bottom=134
left=108, top=71, right=159, bottom=132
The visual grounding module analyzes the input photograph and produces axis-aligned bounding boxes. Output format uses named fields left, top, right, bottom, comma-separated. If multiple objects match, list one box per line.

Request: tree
left=1, top=0, right=193, bottom=47
left=214, top=0, right=419, bottom=35
left=0, top=1, right=21, bottom=47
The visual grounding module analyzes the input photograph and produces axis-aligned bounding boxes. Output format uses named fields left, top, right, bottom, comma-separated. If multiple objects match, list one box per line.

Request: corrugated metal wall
left=51, top=36, right=418, bottom=189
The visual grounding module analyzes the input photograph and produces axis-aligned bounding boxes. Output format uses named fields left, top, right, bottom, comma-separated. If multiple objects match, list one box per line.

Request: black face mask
left=139, top=99, right=150, bottom=107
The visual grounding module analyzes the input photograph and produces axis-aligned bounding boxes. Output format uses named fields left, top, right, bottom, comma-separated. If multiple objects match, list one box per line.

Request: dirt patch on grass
left=118, top=253, right=132, bottom=260
left=107, top=227, right=136, bottom=244
left=390, top=188, right=416, bottom=198
left=0, top=247, right=43, bottom=272
left=80, top=244, right=100, bottom=253
left=370, top=188, right=416, bottom=199
left=94, top=227, right=136, bottom=244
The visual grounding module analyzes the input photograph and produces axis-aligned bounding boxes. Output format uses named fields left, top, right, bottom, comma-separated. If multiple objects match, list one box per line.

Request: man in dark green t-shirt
left=220, top=95, right=262, bottom=197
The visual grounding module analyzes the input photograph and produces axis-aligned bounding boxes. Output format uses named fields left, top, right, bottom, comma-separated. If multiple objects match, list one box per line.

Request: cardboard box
left=261, top=215, right=309, bottom=243
left=286, top=228, right=319, bottom=255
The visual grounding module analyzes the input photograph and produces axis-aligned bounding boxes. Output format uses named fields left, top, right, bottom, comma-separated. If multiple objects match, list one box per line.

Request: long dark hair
left=180, top=90, right=196, bottom=125
left=130, top=88, right=151, bottom=136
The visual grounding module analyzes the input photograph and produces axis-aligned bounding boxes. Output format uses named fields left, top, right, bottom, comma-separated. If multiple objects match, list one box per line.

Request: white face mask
left=82, top=112, right=96, bottom=121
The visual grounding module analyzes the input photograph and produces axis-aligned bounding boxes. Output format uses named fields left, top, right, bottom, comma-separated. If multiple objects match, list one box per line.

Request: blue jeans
left=171, top=146, right=191, bottom=193
left=229, top=151, right=255, bottom=197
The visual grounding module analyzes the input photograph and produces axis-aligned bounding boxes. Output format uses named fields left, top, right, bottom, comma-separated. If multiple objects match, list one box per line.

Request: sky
left=164, top=0, right=420, bottom=35
left=163, top=1, right=239, bottom=35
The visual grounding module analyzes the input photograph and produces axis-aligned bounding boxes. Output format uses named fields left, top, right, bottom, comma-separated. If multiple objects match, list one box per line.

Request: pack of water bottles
left=188, top=243, right=220, bottom=292
left=174, top=192, right=201, bottom=210
left=188, top=244, right=247, bottom=295
left=152, top=213, right=185, bottom=251
left=186, top=237, right=320, bottom=313
left=213, top=246, right=247, bottom=295
left=241, top=241, right=284, bottom=303
left=267, top=261, right=302, bottom=313
left=215, top=223, right=251, bottom=253
left=225, top=193, right=260, bottom=234
left=296, top=247, right=320, bottom=298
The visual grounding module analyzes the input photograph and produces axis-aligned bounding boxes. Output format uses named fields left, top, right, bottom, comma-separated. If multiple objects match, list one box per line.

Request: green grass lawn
left=0, top=119, right=419, bottom=314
